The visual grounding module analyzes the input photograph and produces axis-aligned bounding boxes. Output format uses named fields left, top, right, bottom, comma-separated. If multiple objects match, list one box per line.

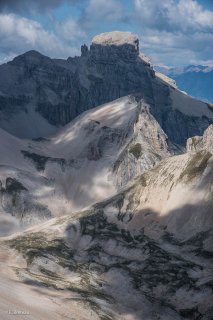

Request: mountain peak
left=23, top=49, right=44, bottom=56
left=90, top=31, right=139, bottom=62
left=92, top=31, right=139, bottom=48
left=9, top=50, right=51, bottom=66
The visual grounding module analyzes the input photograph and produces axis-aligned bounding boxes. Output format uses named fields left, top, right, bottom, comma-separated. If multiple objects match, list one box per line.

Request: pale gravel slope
left=0, top=245, right=100, bottom=320
left=0, top=95, right=172, bottom=228
left=0, top=90, right=212, bottom=231
left=0, top=91, right=213, bottom=230
left=1, top=126, right=213, bottom=319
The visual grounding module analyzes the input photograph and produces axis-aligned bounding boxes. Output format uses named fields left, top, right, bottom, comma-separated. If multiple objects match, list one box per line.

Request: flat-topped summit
left=92, top=31, right=139, bottom=48
left=90, top=31, right=139, bottom=62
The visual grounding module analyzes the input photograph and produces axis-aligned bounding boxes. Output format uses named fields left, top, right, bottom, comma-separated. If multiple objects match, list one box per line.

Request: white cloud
left=0, top=13, right=82, bottom=62
left=0, top=0, right=125, bottom=64
left=85, top=0, right=124, bottom=21
left=0, top=0, right=79, bottom=14
left=134, top=0, right=213, bottom=32
left=176, top=0, right=213, bottom=31
left=140, top=30, right=213, bottom=66
left=133, top=0, right=213, bottom=66
left=0, top=1, right=212, bottom=67
left=55, top=0, right=125, bottom=48
left=57, top=19, right=86, bottom=42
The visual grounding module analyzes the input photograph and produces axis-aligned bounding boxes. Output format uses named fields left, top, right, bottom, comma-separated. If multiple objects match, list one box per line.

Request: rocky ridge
left=0, top=95, right=173, bottom=226
left=2, top=124, right=213, bottom=319
left=0, top=31, right=212, bottom=144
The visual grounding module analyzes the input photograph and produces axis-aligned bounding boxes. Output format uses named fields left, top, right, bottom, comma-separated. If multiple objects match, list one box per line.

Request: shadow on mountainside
left=7, top=195, right=213, bottom=320
left=2, top=117, right=213, bottom=319
left=62, top=201, right=213, bottom=319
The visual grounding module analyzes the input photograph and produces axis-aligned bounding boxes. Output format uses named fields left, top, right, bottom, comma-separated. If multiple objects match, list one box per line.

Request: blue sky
left=0, top=0, right=212, bottom=67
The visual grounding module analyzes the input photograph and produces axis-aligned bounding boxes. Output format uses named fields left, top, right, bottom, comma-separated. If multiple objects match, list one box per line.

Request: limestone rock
left=92, top=31, right=139, bottom=47
left=187, top=124, right=213, bottom=152
left=91, top=31, right=139, bottom=61
left=0, top=31, right=212, bottom=145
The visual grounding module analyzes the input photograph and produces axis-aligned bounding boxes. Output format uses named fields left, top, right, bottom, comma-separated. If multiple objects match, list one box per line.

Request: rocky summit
left=91, top=31, right=139, bottom=61
left=0, top=31, right=212, bottom=143
left=0, top=31, right=213, bottom=320
left=92, top=31, right=139, bottom=46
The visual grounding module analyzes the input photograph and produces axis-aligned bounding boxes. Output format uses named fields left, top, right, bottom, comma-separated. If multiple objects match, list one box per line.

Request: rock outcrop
left=187, top=124, right=213, bottom=152
left=0, top=177, right=51, bottom=225
left=90, top=31, right=139, bottom=61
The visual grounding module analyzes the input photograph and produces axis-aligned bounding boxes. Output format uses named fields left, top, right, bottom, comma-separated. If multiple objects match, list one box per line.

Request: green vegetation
left=7, top=233, right=73, bottom=268
left=129, top=143, right=142, bottom=159
left=7, top=205, right=206, bottom=319
left=138, top=174, right=147, bottom=187
left=179, top=151, right=212, bottom=182
left=191, top=136, right=201, bottom=149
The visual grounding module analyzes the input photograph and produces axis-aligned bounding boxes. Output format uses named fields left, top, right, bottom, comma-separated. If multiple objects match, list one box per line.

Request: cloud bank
left=0, top=0, right=212, bottom=66
left=0, top=0, right=78, bottom=13
left=134, top=0, right=213, bottom=66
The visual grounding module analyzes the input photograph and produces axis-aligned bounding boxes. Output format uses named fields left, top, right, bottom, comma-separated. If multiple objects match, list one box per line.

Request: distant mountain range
left=156, top=65, right=213, bottom=102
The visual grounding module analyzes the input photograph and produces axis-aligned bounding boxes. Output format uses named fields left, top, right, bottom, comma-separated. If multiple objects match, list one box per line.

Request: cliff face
left=0, top=31, right=212, bottom=143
